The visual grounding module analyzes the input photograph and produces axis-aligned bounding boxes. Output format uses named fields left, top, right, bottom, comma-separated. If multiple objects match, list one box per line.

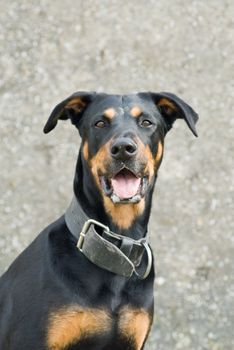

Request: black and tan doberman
left=0, top=91, right=198, bottom=350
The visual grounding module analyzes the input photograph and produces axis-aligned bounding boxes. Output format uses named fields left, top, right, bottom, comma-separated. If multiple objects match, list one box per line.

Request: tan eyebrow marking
left=103, top=108, right=116, bottom=119
left=130, top=106, right=142, bottom=118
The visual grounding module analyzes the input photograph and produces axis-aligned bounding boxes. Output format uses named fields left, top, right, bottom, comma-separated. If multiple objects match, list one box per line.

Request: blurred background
left=0, top=1, right=233, bottom=349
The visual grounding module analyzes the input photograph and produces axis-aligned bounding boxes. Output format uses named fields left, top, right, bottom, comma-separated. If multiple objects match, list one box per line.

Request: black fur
left=0, top=91, right=198, bottom=350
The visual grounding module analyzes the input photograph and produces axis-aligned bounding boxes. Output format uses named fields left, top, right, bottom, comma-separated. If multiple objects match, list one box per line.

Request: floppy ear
left=151, top=92, right=198, bottom=136
left=43, top=91, right=96, bottom=133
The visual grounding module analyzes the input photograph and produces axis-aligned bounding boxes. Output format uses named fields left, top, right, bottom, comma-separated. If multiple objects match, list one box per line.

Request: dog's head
left=44, top=91, right=198, bottom=228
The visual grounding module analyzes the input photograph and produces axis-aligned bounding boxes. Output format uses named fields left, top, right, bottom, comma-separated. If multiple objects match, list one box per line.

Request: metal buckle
left=77, top=219, right=110, bottom=251
left=134, top=241, right=152, bottom=280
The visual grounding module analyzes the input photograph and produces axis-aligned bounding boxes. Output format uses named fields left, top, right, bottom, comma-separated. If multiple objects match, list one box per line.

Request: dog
left=0, top=91, right=198, bottom=350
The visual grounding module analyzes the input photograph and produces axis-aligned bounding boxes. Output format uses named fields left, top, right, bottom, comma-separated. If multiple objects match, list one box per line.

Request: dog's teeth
left=111, top=194, right=121, bottom=203
left=130, top=194, right=141, bottom=203
left=110, top=193, right=142, bottom=204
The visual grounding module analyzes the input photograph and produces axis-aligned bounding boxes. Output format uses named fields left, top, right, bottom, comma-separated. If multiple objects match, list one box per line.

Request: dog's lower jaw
left=74, top=154, right=155, bottom=236
left=101, top=175, right=157, bottom=231
left=103, top=196, right=145, bottom=230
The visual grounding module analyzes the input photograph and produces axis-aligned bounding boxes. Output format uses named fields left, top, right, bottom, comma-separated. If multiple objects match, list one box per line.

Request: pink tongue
left=111, top=173, right=141, bottom=199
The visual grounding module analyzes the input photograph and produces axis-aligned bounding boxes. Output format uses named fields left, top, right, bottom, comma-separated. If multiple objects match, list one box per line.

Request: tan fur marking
left=119, top=307, right=151, bottom=350
left=65, top=97, right=86, bottom=113
left=103, top=197, right=145, bottom=229
left=157, top=98, right=177, bottom=114
left=137, top=138, right=163, bottom=178
left=89, top=142, right=111, bottom=189
left=155, top=141, right=163, bottom=164
left=130, top=106, right=142, bottom=118
left=104, top=108, right=116, bottom=119
left=135, top=138, right=155, bottom=180
left=47, top=306, right=112, bottom=350
left=83, top=141, right=89, bottom=160
left=143, top=145, right=155, bottom=180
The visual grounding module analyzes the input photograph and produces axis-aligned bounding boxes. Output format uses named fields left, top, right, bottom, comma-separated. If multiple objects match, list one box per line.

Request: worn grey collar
left=65, top=196, right=152, bottom=279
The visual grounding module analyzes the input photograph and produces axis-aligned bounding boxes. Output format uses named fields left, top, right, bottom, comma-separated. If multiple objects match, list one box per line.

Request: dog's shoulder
left=0, top=216, right=70, bottom=298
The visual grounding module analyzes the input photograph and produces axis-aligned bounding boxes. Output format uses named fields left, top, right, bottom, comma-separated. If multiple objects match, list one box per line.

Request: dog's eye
left=95, top=120, right=106, bottom=128
left=140, top=119, right=153, bottom=128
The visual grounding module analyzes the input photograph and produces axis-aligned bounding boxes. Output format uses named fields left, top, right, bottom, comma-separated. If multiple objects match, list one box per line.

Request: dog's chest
left=46, top=305, right=151, bottom=350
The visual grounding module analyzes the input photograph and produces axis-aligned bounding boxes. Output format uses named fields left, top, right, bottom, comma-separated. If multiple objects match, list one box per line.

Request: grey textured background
left=0, top=1, right=234, bottom=349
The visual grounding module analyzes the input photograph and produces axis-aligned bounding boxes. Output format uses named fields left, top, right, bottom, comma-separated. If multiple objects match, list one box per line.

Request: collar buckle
left=77, top=219, right=110, bottom=251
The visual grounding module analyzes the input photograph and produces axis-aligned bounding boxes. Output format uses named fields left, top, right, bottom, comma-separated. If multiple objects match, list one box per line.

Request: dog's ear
left=43, top=91, right=96, bottom=133
left=150, top=92, right=198, bottom=136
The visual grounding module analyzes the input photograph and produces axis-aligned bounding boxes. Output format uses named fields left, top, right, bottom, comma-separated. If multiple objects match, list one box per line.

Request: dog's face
left=44, top=91, right=198, bottom=228
left=78, top=94, right=165, bottom=205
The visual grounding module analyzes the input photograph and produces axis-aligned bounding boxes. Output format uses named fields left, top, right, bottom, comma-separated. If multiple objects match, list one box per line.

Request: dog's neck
left=72, top=152, right=156, bottom=240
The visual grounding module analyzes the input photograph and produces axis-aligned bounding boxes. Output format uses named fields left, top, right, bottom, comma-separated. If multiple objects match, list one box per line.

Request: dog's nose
left=111, top=138, right=137, bottom=160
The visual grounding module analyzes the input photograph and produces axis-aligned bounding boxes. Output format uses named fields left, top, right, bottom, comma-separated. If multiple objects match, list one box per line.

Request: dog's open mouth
left=100, top=168, right=148, bottom=204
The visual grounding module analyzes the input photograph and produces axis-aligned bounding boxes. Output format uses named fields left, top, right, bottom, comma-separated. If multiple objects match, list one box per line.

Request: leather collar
left=65, top=196, right=152, bottom=279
